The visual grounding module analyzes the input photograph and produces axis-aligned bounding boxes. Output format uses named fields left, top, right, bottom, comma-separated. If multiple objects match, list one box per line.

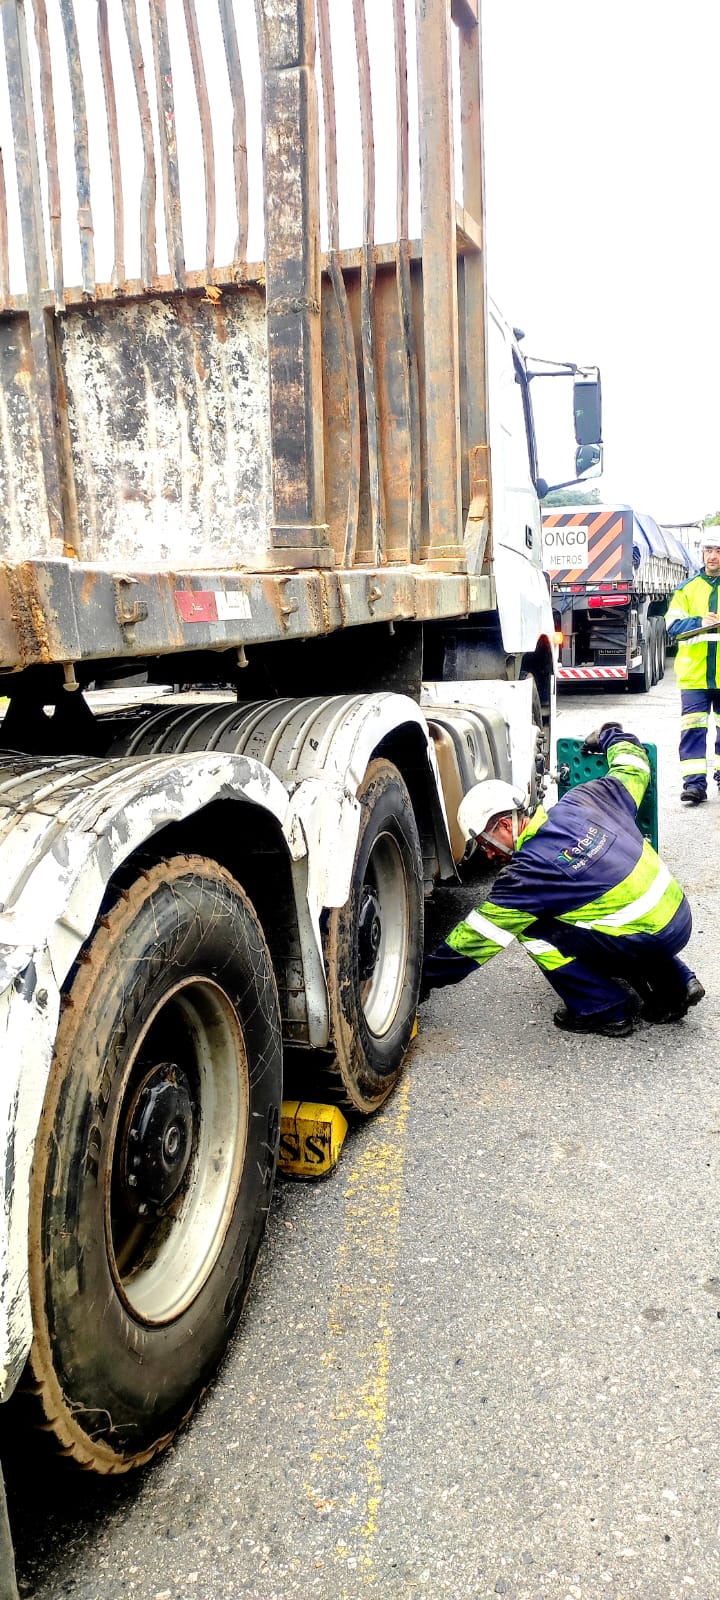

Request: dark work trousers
left=529, top=900, right=694, bottom=1022
left=680, top=686, right=720, bottom=794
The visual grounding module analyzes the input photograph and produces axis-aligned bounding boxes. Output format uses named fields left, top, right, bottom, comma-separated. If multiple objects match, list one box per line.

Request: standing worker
left=421, top=726, right=704, bottom=1038
left=666, top=531, right=720, bottom=804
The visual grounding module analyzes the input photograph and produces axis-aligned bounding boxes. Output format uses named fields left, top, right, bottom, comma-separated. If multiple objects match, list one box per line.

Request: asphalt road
left=4, top=664, right=720, bottom=1600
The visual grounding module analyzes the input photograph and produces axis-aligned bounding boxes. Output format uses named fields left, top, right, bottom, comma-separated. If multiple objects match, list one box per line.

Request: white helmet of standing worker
left=457, top=779, right=528, bottom=851
left=702, top=531, right=720, bottom=549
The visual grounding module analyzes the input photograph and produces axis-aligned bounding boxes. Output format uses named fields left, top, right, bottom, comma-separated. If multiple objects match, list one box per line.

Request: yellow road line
left=305, top=1072, right=412, bottom=1591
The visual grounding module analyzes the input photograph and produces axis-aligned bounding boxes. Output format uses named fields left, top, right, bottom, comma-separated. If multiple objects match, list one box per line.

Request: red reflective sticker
left=175, top=590, right=219, bottom=623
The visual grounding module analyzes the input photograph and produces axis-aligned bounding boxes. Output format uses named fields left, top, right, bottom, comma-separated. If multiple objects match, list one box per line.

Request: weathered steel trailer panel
left=0, top=0, right=494, bottom=670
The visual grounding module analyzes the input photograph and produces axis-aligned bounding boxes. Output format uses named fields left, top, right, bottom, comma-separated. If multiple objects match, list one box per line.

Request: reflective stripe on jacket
left=666, top=572, right=720, bottom=689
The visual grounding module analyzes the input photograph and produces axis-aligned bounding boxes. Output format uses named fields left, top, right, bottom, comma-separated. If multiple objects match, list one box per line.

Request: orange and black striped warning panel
left=541, top=509, right=631, bottom=586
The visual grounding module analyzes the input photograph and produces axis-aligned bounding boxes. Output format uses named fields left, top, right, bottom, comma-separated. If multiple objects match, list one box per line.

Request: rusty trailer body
left=0, top=0, right=500, bottom=676
left=0, top=0, right=575, bottom=1486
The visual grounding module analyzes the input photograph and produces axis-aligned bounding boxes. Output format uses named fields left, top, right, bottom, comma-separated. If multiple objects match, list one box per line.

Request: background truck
left=0, top=0, right=600, bottom=1481
left=543, top=505, right=688, bottom=690
left=662, top=521, right=704, bottom=572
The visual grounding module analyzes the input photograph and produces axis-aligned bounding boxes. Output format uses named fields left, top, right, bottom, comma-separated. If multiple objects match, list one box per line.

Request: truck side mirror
left=575, top=442, right=603, bottom=478
left=573, top=372, right=602, bottom=447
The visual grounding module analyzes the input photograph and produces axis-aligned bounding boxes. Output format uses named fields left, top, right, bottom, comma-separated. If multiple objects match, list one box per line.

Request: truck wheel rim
left=357, top=832, right=409, bottom=1038
left=107, top=978, right=249, bottom=1325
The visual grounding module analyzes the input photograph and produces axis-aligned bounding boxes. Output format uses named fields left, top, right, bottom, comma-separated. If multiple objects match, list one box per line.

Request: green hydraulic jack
left=556, top=738, right=659, bottom=851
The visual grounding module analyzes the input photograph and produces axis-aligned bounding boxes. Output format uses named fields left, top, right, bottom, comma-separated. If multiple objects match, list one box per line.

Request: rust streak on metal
left=121, top=0, right=157, bottom=287
left=1, top=0, right=66, bottom=551
left=5, top=564, right=52, bottom=666
left=97, top=0, right=124, bottom=291
left=332, top=239, right=420, bottom=271
left=30, top=0, right=64, bottom=308
left=393, top=0, right=420, bottom=562
left=257, top=0, right=331, bottom=568
left=351, top=0, right=385, bottom=566
left=393, top=0, right=409, bottom=242
left=457, top=0, right=491, bottom=538
left=1, top=262, right=266, bottom=314
left=317, top=0, right=360, bottom=567
left=0, top=150, right=9, bottom=310
left=414, top=0, right=463, bottom=559
left=59, top=0, right=95, bottom=296
left=182, top=0, right=216, bottom=278
left=80, top=569, right=99, bottom=606
left=217, top=0, right=248, bottom=267
left=395, top=239, right=420, bottom=563
left=315, top=0, right=338, bottom=250
left=352, top=0, right=374, bottom=255
left=148, top=0, right=185, bottom=289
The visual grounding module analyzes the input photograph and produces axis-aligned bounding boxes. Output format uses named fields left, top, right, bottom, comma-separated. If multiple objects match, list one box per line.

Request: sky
left=481, top=0, right=720, bottom=523
left=1, top=1, right=718, bottom=527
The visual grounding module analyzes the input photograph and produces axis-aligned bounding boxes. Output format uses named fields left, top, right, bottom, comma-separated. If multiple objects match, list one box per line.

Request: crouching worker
left=421, top=725, right=704, bottom=1038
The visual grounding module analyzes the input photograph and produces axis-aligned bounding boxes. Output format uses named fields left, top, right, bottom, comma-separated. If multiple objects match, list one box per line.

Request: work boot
left=553, top=1005, right=635, bottom=1039
left=681, top=786, right=706, bottom=805
left=634, top=966, right=704, bottom=1024
left=648, top=976, right=706, bottom=1024
left=651, top=1003, right=687, bottom=1023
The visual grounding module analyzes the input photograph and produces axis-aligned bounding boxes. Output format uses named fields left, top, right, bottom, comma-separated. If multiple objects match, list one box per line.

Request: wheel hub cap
left=358, top=885, right=382, bottom=981
left=122, top=1063, right=194, bottom=1218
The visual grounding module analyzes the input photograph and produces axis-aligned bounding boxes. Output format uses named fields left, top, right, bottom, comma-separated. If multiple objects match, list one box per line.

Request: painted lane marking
left=304, top=1072, right=412, bottom=1591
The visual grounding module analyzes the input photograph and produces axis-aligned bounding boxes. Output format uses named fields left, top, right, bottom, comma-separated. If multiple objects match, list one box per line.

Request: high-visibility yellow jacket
left=666, top=571, right=720, bottom=689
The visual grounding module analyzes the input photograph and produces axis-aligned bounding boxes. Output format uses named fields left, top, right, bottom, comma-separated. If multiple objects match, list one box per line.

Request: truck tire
left=322, top=759, right=423, bottom=1116
left=26, top=856, right=282, bottom=1473
left=522, top=674, right=547, bottom=804
left=649, top=617, right=660, bottom=685
left=630, top=637, right=652, bottom=694
left=656, top=618, right=666, bottom=679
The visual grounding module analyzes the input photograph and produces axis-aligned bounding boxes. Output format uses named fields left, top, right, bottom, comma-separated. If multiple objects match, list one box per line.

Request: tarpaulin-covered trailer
left=542, top=505, right=688, bottom=688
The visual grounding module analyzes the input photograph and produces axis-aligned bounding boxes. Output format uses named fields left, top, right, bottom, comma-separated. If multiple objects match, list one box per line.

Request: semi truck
left=662, top=521, right=704, bottom=572
left=0, top=0, right=601, bottom=1484
left=542, top=505, right=688, bottom=690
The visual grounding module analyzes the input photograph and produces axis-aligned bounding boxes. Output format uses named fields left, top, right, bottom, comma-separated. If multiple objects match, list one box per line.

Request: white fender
left=281, top=691, right=452, bottom=909
left=117, top=689, right=455, bottom=947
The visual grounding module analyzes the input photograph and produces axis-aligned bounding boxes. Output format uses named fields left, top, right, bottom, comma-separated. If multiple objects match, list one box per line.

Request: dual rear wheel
left=321, top=759, right=424, bottom=1116
left=630, top=616, right=666, bottom=692
left=651, top=616, right=666, bottom=683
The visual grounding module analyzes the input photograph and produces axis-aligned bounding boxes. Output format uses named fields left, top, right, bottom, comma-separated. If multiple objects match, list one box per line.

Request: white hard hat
left=457, top=779, right=527, bottom=848
left=702, top=531, right=720, bottom=549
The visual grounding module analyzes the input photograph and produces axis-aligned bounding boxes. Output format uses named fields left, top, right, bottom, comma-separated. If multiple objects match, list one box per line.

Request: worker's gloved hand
left=581, top=722, right=622, bottom=756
